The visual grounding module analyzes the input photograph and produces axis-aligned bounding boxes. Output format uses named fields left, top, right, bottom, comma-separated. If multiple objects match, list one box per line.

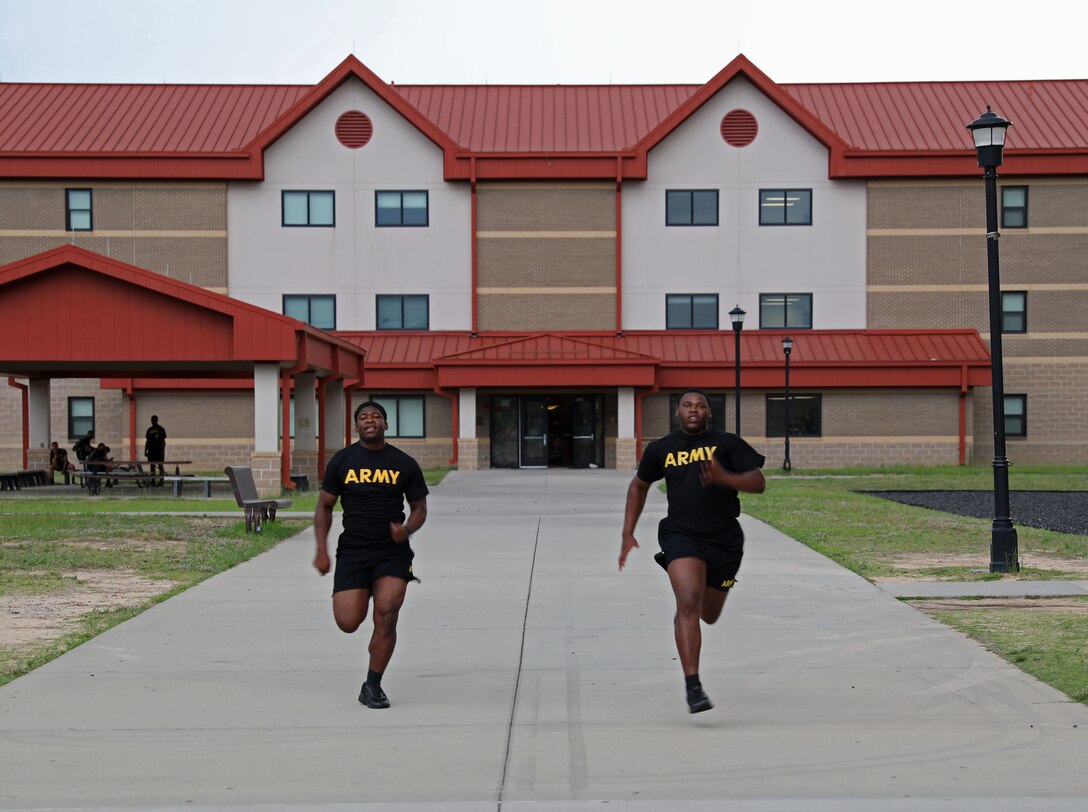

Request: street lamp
left=729, top=306, right=746, bottom=435
left=781, top=336, right=793, bottom=472
left=966, top=106, right=1019, bottom=573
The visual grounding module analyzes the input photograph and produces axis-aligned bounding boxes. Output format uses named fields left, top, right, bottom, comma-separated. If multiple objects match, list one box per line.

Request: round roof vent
left=720, top=109, right=758, bottom=147
left=335, top=110, right=373, bottom=149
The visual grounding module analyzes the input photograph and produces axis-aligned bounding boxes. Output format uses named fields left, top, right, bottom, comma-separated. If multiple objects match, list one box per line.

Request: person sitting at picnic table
left=73, top=431, right=95, bottom=463
left=87, top=442, right=114, bottom=487
left=48, top=442, right=75, bottom=483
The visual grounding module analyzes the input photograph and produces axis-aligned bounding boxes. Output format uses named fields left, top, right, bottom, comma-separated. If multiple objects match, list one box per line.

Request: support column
left=292, top=372, right=317, bottom=487
left=28, top=379, right=51, bottom=469
left=251, top=364, right=281, bottom=496
left=615, top=386, right=637, bottom=470
left=321, top=378, right=345, bottom=475
left=457, top=387, right=479, bottom=471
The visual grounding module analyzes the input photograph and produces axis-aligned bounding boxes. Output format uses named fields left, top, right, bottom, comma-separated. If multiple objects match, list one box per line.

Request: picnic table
left=76, top=460, right=201, bottom=495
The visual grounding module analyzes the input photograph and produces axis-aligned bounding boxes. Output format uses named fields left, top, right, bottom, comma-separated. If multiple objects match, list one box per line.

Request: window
left=760, top=293, right=812, bottom=329
left=666, top=190, right=718, bottom=226
left=759, top=189, right=812, bottom=225
left=283, top=294, right=336, bottom=329
left=68, top=397, right=95, bottom=439
left=668, top=392, right=727, bottom=432
left=282, top=191, right=335, bottom=226
left=766, top=394, right=822, bottom=437
left=370, top=395, right=425, bottom=438
left=666, top=294, right=718, bottom=329
left=376, top=191, right=429, bottom=226
left=1001, top=291, right=1026, bottom=334
left=377, top=295, right=429, bottom=330
left=1004, top=395, right=1027, bottom=438
left=66, top=188, right=92, bottom=231
left=1001, top=186, right=1028, bottom=229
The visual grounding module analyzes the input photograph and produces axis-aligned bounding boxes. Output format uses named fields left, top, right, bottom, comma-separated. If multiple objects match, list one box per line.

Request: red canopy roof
left=338, top=329, right=991, bottom=391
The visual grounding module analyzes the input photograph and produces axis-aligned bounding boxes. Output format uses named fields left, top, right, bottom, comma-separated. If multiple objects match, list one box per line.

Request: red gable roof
left=2, top=55, right=1086, bottom=179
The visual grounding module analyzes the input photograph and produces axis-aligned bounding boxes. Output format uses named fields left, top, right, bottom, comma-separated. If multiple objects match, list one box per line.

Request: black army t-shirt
left=321, top=443, right=429, bottom=546
left=637, top=429, right=765, bottom=545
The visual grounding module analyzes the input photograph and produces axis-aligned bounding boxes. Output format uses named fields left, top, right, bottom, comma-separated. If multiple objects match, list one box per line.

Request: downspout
left=615, top=159, right=623, bottom=334
left=280, top=333, right=309, bottom=490
left=7, top=378, right=28, bottom=470
left=433, top=386, right=459, bottom=467
left=470, top=157, right=479, bottom=336
left=959, top=364, right=968, bottom=465
left=125, top=380, right=137, bottom=462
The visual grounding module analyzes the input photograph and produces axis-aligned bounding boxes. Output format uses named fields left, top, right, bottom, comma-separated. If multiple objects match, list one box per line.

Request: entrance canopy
left=0, top=245, right=365, bottom=381
left=1, top=246, right=365, bottom=485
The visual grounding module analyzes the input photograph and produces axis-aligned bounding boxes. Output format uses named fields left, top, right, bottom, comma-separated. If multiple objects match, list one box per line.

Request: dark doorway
left=490, top=394, right=603, bottom=469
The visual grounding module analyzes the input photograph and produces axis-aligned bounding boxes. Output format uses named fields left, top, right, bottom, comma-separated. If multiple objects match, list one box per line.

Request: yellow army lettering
left=343, top=468, right=402, bottom=485
left=663, top=446, right=717, bottom=468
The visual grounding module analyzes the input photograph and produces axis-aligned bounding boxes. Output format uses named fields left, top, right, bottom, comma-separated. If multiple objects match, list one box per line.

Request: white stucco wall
left=228, top=79, right=472, bottom=330
left=622, top=77, right=867, bottom=330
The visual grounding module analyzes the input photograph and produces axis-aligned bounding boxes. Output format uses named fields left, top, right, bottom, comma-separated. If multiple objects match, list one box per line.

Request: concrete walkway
left=2, top=470, right=1087, bottom=811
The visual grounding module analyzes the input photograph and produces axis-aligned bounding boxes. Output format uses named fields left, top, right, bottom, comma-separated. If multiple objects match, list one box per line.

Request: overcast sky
left=1, top=0, right=1084, bottom=86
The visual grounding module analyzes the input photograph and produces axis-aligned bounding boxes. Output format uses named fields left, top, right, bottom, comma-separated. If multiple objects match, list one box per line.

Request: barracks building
left=1, top=55, right=1086, bottom=492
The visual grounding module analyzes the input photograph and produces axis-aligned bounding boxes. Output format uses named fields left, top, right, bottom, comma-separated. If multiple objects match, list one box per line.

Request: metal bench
left=0, top=469, right=49, bottom=491
left=224, top=465, right=293, bottom=533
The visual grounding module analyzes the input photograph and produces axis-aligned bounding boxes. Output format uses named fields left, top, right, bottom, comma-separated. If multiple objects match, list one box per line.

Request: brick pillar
left=615, top=437, right=638, bottom=471
left=248, top=453, right=282, bottom=498
left=457, top=438, right=480, bottom=470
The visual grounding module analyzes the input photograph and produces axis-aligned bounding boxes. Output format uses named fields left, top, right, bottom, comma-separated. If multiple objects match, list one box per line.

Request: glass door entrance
left=490, top=394, right=603, bottom=469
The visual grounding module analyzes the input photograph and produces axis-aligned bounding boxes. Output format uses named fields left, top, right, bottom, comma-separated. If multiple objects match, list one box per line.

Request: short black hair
left=677, top=387, right=710, bottom=404
left=355, top=400, right=388, bottom=421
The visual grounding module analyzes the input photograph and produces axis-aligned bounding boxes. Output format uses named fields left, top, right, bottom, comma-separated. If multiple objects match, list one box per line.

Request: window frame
left=1001, top=291, right=1027, bottom=334
left=376, top=294, right=430, bottom=331
left=375, top=190, right=430, bottom=227
left=665, top=189, right=719, bottom=227
left=759, top=188, right=813, bottom=226
left=759, top=293, right=813, bottom=330
left=66, top=188, right=93, bottom=232
left=283, top=294, right=336, bottom=330
left=1004, top=394, right=1027, bottom=438
left=1001, top=186, right=1028, bottom=229
left=765, top=393, right=822, bottom=438
left=665, top=293, right=719, bottom=330
left=281, top=190, right=336, bottom=227
left=369, top=395, right=426, bottom=438
left=67, top=396, right=95, bottom=440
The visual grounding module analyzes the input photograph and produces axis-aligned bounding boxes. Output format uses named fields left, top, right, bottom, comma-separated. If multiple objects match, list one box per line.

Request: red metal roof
left=0, top=246, right=365, bottom=380
left=338, top=329, right=991, bottom=391
left=3, top=54, right=1085, bottom=180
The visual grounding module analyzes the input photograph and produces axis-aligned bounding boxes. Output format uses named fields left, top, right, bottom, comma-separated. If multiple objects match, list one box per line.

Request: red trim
left=6, top=378, right=28, bottom=469
left=434, top=387, right=459, bottom=467
left=126, top=381, right=137, bottom=463
left=615, top=174, right=623, bottom=333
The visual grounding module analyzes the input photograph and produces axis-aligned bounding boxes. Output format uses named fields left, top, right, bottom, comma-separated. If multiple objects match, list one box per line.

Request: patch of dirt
left=0, top=569, right=179, bottom=648
left=872, top=552, right=1088, bottom=580
left=908, top=597, right=1088, bottom=613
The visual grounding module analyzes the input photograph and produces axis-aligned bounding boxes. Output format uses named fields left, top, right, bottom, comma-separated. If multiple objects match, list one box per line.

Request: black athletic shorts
left=659, top=533, right=743, bottom=592
left=332, top=540, right=417, bottom=594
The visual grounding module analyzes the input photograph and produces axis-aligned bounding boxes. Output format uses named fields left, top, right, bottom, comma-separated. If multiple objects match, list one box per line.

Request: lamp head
left=729, top=305, right=746, bottom=332
left=966, top=106, right=1012, bottom=169
left=781, top=336, right=794, bottom=355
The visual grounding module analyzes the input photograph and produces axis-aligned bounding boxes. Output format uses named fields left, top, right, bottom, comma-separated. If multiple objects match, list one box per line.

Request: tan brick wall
left=343, top=392, right=455, bottom=469
left=476, top=184, right=616, bottom=331
left=0, top=182, right=227, bottom=287
left=477, top=185, right=615, bottom=231
left=973, top=361, right=1088, bottom=465
left=477, top=292, right=615, bottom=331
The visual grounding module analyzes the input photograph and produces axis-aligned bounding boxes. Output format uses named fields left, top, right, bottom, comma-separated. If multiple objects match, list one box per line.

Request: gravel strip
left=864, top=490, right=1088, bottom=536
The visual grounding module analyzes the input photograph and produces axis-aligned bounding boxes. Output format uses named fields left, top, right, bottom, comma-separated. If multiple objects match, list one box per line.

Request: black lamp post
left=781, top=336, right=793, bottom=472
left=966, top=106, right=1019, bottom=573
left=729, top=306, right=746, bottom=435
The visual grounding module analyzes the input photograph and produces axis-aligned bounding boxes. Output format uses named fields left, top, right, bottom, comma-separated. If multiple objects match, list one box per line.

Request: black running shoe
left=654, top=551, right=669, bottom=572
left=686, top=684, right=713, bottom=714
left=359, top=682, right=390, bottom=709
